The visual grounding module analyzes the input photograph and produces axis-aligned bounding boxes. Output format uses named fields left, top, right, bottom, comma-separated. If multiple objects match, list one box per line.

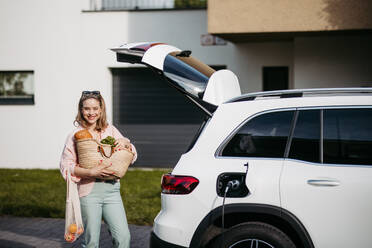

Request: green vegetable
left=100, top=136, right=116, bottom=147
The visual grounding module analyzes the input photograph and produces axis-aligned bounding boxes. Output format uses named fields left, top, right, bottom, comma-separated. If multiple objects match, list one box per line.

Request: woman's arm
left=74, top=161, right=114, bottom=179
left=60, top=132, right=80, bottom=181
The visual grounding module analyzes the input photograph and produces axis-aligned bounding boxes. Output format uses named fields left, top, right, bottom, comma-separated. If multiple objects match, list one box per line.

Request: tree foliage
left=175, top=0, right=206, bottom=8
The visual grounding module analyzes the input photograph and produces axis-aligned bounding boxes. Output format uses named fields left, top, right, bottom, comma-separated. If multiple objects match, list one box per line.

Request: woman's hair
left=74, top=92, right=108, bottom=132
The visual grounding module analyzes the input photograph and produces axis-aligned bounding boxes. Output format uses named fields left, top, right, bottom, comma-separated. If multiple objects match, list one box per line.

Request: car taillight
left=161, top=174, right=199, bottom=194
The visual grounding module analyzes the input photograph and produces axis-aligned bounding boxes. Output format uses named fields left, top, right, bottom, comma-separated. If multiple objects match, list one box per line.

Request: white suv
left=112, top=42, right=372, bottom=248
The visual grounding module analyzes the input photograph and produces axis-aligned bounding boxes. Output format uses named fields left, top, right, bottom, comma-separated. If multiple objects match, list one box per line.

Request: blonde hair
left=74, top=93, right=108, bottom=132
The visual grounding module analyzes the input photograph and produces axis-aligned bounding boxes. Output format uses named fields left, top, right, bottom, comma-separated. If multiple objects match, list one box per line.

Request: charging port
left=216, top=173, right=249, bottom=198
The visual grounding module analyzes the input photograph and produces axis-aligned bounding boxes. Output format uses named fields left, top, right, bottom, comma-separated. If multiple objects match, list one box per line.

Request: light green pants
left=80, top=181, right=130, bottom=248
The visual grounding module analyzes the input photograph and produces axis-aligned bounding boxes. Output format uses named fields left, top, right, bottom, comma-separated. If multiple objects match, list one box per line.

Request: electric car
left=112, top=42, right=372, bottom=248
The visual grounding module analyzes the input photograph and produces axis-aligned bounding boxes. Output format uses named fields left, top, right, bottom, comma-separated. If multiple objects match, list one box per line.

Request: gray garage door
left=112, top=67, right=206, bottom=168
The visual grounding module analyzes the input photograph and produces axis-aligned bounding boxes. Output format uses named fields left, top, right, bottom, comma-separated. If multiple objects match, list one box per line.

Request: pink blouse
left=60, top=124, right=137, bottom=197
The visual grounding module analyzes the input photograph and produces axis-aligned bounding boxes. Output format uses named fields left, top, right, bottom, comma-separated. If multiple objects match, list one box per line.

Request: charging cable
left=221, top=163, right=249, bottom=247
left=221, top=180, right=240, bottom=247
left=222, top=180, right=240, bottom=227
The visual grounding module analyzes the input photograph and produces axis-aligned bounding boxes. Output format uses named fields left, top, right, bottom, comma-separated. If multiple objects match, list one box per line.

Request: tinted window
left=289, top=110, right=320, bottom=163
left=222, top=111, right=294, bottom=158
left=163, top=52, right=215, bottom=99
left=324, top=108, right=372, bottom=165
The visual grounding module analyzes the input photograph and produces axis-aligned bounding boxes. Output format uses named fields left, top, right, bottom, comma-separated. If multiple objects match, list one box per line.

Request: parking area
left=0, top=216, right=152, bottom=248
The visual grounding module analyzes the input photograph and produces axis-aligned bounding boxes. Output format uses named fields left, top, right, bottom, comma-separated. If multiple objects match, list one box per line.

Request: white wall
left=0, top=0, right=131, bottom=168
left=294, top=35, right=372, bottom=88
left=232, top=42, right=294, bottom=93
left=2, top=1, right=370, bottom=169
left=0, top=0, right=236, bottom=169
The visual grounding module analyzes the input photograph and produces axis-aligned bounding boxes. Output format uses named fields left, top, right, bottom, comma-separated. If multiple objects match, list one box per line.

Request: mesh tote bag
left=64, top=168, right=84, bottom=243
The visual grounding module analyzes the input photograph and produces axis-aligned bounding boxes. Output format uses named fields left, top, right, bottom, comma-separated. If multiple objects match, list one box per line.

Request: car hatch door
left=111, top=42, right=241, bottom=116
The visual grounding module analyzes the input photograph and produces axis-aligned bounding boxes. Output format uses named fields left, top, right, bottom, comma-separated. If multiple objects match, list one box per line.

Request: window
left=288, top=110, right=320, bottom=163
left=163, top=51, right=216, bottom=100
left=0, top=71, right=34, bottom=105
left=222, top=111, right=294, bottom=158
left=263, top=67, right=289, bottom=91
left=324, top=108, right=372, bottom=165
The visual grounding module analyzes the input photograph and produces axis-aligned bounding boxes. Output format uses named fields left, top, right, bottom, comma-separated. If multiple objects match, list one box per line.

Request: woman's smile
left=88, top=115, right=97, bottom=120
left=82, top=98, right=102, bottom=126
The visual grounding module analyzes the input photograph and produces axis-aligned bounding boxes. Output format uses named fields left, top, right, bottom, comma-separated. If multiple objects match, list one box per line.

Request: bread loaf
left=74, top=130, right=93, bottom=140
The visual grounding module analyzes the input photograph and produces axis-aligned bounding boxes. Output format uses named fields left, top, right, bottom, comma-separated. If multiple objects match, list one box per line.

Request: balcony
left=87, top=0, right=206, bottom=11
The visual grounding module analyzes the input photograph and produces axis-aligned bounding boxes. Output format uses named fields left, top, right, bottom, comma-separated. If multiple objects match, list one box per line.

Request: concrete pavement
left=0, top=216, right=152, bottom=248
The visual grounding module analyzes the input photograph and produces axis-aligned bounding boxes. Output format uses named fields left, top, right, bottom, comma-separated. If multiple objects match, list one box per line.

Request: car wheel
left=211, top=222, right=296, bottom=248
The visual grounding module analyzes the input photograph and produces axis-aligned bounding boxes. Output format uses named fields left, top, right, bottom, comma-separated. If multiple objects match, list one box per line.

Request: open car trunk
left=111, top=42, right=241, bottom=117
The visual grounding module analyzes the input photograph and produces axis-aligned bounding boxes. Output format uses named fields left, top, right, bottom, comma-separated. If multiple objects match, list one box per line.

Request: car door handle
left=307, top=179, right=340, bottom=187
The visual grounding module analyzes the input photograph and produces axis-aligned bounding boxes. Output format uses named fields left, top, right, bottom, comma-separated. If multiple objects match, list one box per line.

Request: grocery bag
left=76, top=138, right=134, bottom=180
left=64, top=168, right=84, bottom=243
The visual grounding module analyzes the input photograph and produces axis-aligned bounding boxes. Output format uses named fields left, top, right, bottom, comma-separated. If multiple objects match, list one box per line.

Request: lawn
left=0, top=168, right=169, bottom=226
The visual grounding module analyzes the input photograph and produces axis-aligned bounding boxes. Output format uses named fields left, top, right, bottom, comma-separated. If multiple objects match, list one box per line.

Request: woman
left=60, top=90, right=137, bottom=248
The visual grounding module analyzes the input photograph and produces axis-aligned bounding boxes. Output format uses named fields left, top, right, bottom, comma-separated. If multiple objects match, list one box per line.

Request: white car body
left=112, top=42, right=372, bottom=248
left=156, top=95, right=372, bottom=248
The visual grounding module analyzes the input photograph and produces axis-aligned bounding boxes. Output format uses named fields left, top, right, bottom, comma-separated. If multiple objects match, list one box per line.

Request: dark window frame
left=322, top=107, right=372, bottom=166
left=286, top=109, right=322, bottom=163
left=218, top=106, right=372, bottom=166
left=285, top=106, right=372, bottom=166
left=217, top=108, right=296, bottom=159
left=262, top=66, right=289, bottom=91
left=0, top=70, right=35, bottom=105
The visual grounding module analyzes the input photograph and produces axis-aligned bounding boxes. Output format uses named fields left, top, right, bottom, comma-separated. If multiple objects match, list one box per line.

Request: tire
left=211, top=222, right=296, bottom=248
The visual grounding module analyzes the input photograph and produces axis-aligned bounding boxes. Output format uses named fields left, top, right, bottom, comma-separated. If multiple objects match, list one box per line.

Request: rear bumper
left=150, top=231, right=187, bottom=248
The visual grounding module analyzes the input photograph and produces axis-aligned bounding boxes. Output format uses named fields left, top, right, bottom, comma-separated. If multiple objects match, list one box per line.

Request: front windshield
left=163, top=51, right=215, bottom=99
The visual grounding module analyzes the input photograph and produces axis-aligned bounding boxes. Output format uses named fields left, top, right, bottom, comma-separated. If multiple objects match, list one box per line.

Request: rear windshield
left=163, top=51, right=215, bottom=98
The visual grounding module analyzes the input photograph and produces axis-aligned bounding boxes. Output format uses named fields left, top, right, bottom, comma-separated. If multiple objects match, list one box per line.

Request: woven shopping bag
left=76, top=138, right=134, bottom=179
left=64, top=168, right=84, bottom=243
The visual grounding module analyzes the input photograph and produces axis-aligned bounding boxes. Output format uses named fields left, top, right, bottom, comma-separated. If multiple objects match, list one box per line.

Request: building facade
left=208, top=0, right=372, bottom=91
left=1, top=0, right=371, bottom=168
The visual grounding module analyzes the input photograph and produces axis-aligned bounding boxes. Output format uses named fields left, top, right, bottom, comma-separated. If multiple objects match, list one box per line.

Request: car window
left=288, top=110, right=320, bottom=163
left=163, top=52, right=215, bottom=99
left=222, top=111, right=294, bottom=158
left=324, top=108, right=372, bottom=166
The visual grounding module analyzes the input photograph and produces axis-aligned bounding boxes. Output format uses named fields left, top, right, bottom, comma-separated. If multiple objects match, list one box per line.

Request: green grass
left=0, top=168, right=170, bottom=226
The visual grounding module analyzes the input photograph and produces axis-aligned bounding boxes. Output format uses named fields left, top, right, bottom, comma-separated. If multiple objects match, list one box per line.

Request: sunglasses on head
left=82, top=91, right=101, bottom=96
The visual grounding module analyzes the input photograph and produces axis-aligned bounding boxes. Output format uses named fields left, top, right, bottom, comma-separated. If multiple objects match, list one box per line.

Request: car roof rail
left=228, top=87, right=372, bottom=103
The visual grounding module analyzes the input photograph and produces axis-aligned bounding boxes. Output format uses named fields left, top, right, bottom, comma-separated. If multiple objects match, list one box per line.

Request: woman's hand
left=115, top=138, right=132, bottom=151
left=73, top=162, right=112, bottom=179
left=89, top=160, right=114, bottom=178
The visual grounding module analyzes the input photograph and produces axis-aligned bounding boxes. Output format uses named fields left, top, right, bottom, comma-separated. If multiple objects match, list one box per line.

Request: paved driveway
left=0, top=216, right=152, bottom=248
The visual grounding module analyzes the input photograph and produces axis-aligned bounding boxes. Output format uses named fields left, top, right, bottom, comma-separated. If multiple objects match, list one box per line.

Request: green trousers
left=80, top=181, right=130, bottom=248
